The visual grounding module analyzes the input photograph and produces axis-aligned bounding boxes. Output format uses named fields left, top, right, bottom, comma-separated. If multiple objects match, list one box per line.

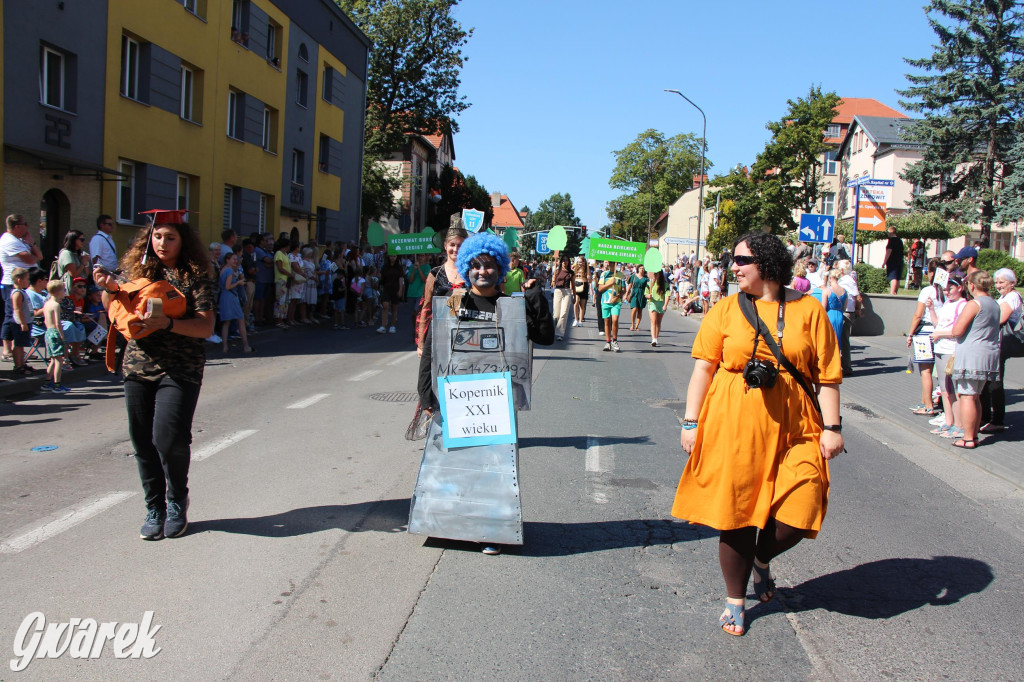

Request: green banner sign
left=387, top=233, right=441, bottom=255
left=587, top=237, right=646, bottom=264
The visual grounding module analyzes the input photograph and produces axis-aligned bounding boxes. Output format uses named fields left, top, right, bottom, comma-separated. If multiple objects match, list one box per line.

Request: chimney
left=692, top=174, right=708, bottom=189
left=491, top=192, right=502, bottom=208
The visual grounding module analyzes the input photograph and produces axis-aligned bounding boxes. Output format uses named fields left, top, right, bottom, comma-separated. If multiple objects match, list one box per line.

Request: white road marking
left=349, top=369, right=382, bottom=382
left=0, top=491, right=137, bottom=554
left=192, top=429, right=259, bottom=461
left=387, top=352, right=418, bottom=366
left=286, top=393, right=330, bottom=410
left=585, top=435, right=603, bottom=472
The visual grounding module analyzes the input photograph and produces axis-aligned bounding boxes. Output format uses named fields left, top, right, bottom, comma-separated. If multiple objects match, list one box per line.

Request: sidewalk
left=842, top=335, right=1024, bottom=489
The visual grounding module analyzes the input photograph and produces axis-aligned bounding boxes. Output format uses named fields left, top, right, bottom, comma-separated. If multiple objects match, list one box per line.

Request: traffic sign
left=664, top=237, right=705, bottom=246
left=536, top=232, right=551, bottom=255
left=857, top=185, right=890, bottom=232
left=461, top=208, right=485, bottom=233
left=798, top=214, right=835, bottom=243
left=846, top=177, right=896, bottom=188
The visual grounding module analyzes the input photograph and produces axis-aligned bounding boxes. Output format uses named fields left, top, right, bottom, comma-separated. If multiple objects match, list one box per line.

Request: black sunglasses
left=939, top=260, right=954, bottom=266
left=732, top=255, right=757, bottom=266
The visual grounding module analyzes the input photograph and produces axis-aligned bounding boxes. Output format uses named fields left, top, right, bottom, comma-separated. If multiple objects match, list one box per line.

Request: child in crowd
left=363, top=266, right=380, bottom=327
left=82, top=285, right=108, bottom=358
left=2, top=268, right=35, bottom=375
left=331, top=270, right=348, bottom=329
left=41, top=279, right=70, bottom=393
left=350, top=267, right=366, bottom=327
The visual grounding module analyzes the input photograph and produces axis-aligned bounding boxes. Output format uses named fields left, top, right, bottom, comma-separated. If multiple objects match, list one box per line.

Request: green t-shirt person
left=504, top=267, right=526, bottom=295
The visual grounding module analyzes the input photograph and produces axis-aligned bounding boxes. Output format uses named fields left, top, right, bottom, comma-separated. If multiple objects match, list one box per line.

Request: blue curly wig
left=456, top=232, right=510, bottom=284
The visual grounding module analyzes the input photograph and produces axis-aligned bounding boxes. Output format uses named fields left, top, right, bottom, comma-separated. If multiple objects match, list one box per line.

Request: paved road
left=1, top=303, right=1022, bottom=680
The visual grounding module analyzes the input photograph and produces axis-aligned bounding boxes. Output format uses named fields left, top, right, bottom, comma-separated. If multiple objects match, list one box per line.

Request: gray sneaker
left=611, top=340, right=620, bottom=352
left=164, top=498, right=190, bottom=538
left=602, top=342, right=611, bottom=352
left=140, top=507, right=166, bottom=541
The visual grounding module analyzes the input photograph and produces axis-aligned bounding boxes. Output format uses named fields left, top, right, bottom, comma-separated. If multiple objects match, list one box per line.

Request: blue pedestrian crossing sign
left=799, top=214, right=835, bottom=244
left=536, top=232, right=551, bottom=255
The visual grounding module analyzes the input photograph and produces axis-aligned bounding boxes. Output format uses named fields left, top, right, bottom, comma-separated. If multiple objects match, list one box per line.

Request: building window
left=40, top=46, right=66, bottom=109
left=267, top=20, right=281, bottom=65
left=322, top=66, right=334, bottom=102
left=291, top=150, right=304, bottom=185
left=825, top=124, right=841, bottom=139
left=822, top=192, right=835, bottom=217
left=319, top=135, right=330, bottom=173
left=316, top=207, right=328, bottom=244
left=823, top=150, right=838, bottom=175
left=182, top=0, right=196, bottom=12
left=180, top=66, right=194, bottom=121
left=177, top=175, right=191, bottom=212
left=258, top=194, right=268, bottom=232
left=262, top=107, right=272, bottom=151
left=223, top=185, right=235, bottom=230
left=118, top=161, right=135, bottom=223
left=296, top=70, right=308, bottom=107
left=298, top=43, right=309, bottom=62
left=227, top=90, right=242, bottom=139
left=120, top=36, right=141, bottom=100
left=231, top=0, right=249, bottom=45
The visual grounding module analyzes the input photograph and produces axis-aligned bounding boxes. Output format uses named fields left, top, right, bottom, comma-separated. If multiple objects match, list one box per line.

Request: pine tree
left=996, top=126, right=1024, bottom=224
left=899, top=0, right=1024, bottom=247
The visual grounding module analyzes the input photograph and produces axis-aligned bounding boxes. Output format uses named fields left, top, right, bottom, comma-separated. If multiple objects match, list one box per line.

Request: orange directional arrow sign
left=857, top=186, right=889, bottom=232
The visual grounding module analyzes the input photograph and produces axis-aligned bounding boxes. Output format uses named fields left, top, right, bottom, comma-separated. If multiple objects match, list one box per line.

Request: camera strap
left=739, top=293, right=822, bottom=417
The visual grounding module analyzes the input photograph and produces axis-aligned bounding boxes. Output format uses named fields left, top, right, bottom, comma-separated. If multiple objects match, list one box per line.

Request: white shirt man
left=806, top=260, right=824, bottom=289
left=89, top=215, right=118, bottom=272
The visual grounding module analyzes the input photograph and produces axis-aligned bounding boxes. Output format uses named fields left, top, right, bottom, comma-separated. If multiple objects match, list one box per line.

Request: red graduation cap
left=139, top=209, right=192, bottom=224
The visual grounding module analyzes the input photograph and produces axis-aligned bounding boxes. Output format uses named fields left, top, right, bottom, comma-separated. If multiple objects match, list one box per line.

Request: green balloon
left=367, top=222, right=387, bottom=247
left=643, top=248, right=663, bottom=273
left=422, top=226, right=435, bottom=237
left=548, top=225, right=568, bottom=251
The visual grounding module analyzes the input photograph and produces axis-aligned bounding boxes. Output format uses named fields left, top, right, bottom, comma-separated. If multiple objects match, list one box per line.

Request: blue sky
left=449, top=0, right=940, bottom=230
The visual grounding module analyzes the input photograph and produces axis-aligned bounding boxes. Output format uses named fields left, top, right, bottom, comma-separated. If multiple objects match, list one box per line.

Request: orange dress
left=671, top=292, right=841, bottom=537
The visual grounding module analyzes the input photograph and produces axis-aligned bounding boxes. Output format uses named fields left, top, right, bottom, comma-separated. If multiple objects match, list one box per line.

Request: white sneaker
left=206, top=334, right=222, bottom=343
left=602, top=342, right=611, bottom=352
left=376, top=326, right=386, bottom=334
left=928, top=413, right=946, bottom=426
left=611, top=340, right=620, bottom=352
left=388, top=326, right=396, bottom=334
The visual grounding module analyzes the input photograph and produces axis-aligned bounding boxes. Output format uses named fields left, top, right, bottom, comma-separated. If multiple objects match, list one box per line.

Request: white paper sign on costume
left=911, top=335, right=934, bottom=362
left=437, top=372, right=516, bottom=449
left=87, top=325, right=108, bottom=346
left=932, top=267, right=949, bottom=290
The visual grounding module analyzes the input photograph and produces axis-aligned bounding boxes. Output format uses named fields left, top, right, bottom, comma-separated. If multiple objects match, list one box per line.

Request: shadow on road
left=519, top=519, right=715, bottom=557
left=777, top=556, right=993, bottom=618
left=188, top=498, right=411, bottom=537
left=518, top=435, right=652, bottom=450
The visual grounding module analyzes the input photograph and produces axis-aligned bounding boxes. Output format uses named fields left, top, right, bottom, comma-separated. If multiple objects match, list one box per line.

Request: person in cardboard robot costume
left=410, top=232, right=554, bottom=555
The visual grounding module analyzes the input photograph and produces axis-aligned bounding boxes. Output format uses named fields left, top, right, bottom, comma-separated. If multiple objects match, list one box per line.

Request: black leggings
left=719, top=518, right=807, bottom=600
left=124, top=375, right=201, bottom=510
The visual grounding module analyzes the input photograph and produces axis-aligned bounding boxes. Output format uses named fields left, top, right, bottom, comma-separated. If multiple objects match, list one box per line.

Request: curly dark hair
left=733, top=232, right=793, bottom=285
left=120, top=221, right=210, bottom=284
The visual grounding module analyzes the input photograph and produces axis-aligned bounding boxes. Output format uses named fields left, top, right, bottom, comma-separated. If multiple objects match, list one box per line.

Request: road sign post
left=798, top=214, right=835, bottom=243
left=845, top=178, right=894, bottom=250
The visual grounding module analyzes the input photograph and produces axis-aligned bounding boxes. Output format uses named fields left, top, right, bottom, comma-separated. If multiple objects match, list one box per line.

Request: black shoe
left=164, top=498, right=189, bottom=538
left=140, top=507, right=166, bottom=540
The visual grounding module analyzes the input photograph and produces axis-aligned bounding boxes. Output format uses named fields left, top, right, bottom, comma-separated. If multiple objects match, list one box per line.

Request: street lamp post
left=665, top=89, right=707, bottom=260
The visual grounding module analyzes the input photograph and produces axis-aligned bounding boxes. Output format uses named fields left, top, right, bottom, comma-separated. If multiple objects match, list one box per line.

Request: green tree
left=360, top=157, right=403, bottom=226
left=997, top=125, right=1024, bottom=224
left=335, top=0, right=473, bottom=157
left=898, top=0, right=1024, bottom=247
left=608, top=129, right=707, bottom=237
left=706, top=199, right=741, bottom=254
left=531, top=193, right=581, bottom=230
left=710, top=87, right=840, bottom=234
left=834, top=212, right=971, bottom=244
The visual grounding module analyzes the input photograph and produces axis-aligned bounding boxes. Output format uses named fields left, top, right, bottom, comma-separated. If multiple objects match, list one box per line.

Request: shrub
left=854, top=263, right=889, bottom=294
left=976, top=249, right=1024, bottom=284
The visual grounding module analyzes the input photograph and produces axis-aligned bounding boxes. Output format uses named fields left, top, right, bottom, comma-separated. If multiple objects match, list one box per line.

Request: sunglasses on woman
left=732, top=255, right=756, bottom=266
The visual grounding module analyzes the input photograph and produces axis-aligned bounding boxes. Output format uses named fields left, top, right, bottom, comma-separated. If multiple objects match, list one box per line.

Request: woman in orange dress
left=672, top=232, right=844, bottom=636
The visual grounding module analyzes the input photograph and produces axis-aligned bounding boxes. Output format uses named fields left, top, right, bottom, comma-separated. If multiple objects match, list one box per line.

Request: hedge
left=854, top=263, right=889, bottom=294
left=977, top=249, right=1024, bottom=284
